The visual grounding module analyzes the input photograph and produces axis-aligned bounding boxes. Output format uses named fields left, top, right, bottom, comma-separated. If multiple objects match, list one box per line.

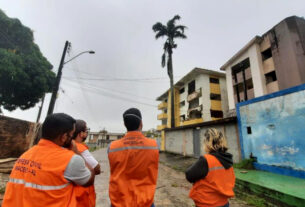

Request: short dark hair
left=42, top=113, right=76, bottom=140
left=73, top=120, right=87, bottom=139
left=123, top=108, right=142, bottom=131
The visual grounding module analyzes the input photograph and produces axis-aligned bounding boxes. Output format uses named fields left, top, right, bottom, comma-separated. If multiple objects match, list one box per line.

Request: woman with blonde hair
left=185, top=128, right=235, bottom=207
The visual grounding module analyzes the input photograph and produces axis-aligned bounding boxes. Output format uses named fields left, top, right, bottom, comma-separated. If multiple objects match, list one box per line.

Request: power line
left=64, top=78, right=156, bottom=101
left=62, top=76, right=171, bottom=82
left=63, top=80, right=157, bottom=108
left=68, top=49, right=101, bottom=123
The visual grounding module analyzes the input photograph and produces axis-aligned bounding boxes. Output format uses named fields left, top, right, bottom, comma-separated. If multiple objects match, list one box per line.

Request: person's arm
left=81, top=150, right=101, bottom=175
left=64, top=155, right=95, bottom=187
left=185, top=156, right=208, bottom=183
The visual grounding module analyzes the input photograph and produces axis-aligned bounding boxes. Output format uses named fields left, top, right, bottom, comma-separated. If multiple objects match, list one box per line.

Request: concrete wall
left=0, top=116, right=36, bottom=158
left=270, top=16, right=305, bottom=90
left=164, top=119, right=241, bottom=163
left=237, top=83, right=305, bottom=178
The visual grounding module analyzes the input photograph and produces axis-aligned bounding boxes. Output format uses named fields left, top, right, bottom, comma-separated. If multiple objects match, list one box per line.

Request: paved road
left=92, top=148, right=250, bottom=207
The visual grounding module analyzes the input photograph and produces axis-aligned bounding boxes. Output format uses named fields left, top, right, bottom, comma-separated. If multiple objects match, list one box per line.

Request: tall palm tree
left=152, top=15, right=187, bottom=128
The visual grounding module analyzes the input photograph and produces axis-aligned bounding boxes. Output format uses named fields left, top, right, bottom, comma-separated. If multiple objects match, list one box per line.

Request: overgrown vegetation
left=89, top=146, right=100, bottom=152
left=233, top=158, right=255, bottom=170
left=236, top=192, right=268, bottom=207
left=0, top=9, right=55, bottom=113
left=0, top=186, right=5, bottom=194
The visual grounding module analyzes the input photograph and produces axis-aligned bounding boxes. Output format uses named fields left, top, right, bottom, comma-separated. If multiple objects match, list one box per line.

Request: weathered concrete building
left=156, top=68, right=229, bottom=150
left=221, top=16, right=305, bottom=110
left=87, top=130, right=124, bottom=148
left=157, top=68, right=228, bottom=128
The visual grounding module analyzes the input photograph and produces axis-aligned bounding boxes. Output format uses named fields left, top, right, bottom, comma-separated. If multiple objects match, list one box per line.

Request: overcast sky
left=1, top=0, right=305, bottom=132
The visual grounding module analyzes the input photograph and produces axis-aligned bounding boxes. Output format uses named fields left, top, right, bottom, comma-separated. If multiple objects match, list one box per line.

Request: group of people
left=2, top=107, right=235, bottom=207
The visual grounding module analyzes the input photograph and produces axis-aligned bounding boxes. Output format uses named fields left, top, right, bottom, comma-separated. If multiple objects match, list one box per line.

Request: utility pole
left=47, top=41, right=70, bottom=115
left=36, top=94, right=45, bottom=123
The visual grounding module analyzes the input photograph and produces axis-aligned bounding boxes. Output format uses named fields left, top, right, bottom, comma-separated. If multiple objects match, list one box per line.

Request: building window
left=210, top=110, right=223, bottom=118
left=188, top=80, right=195, bottom=94
left=189, top=98, right=199, bottom=109
left=179, top=87, right=185, bottom=94
left=210, top=93, right=221, bottom=100
left=261, top=48, right=272, bottom=61
left=180, top=100, right=185, bottom=107
left=231, top=58, right=252, bottom=103
left=189, top=110, right=202, bottom=119
left=265, top=71, right=277, bottom=84
left=210, top=77, right=220, bottom=84
left=247, top=126, right=252, bottom=134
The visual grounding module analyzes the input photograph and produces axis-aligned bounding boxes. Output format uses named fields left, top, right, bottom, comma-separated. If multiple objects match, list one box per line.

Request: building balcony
left=233, top=68, right=251, bottom=85
left=187, top=105, right=202, bottom=115
left=157, top=125, right=167, bottom=131
left=157, top=113, right=168, bottom=120
left=181, top=118, right=204, bottom=126
left=210, top=100, right=222, bottom=111
left=158, top=102, right=167, bottom=110
left=263, top=57, right=275, bottom=74
left=187, top=88, right=202, bottom=102
left=266, top=81, right=279, bottom=94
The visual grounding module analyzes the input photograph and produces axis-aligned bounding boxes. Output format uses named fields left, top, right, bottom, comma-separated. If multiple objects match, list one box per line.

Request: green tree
left=0, top=9, right=55, bottom=113
left=152, top=15, right=187, bottom=128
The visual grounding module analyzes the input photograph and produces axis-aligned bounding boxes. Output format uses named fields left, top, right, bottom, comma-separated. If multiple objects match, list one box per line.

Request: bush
left=233, top=158, right=255, bottom=170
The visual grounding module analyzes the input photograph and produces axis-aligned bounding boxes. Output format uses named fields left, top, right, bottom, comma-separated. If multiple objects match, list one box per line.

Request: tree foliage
left=0, top=9, right=55, bottom=112
left=152, top=15, right=187, bottom=71
left=152, top=15, right=187, bottom=128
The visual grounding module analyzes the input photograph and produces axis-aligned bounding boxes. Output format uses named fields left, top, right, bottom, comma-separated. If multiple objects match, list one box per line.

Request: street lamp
left=46, top=41, right=95, bottom=116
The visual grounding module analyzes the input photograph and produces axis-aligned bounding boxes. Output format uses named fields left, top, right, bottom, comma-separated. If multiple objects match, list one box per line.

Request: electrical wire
left=64, top=78, right=156, bottom=101
left=63, top=80, right=157, bottom=108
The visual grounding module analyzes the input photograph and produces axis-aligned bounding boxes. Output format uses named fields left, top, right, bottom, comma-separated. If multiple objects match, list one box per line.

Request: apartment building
left=156, top=68, right=228, bottom=131
left=221, top=16, right=305, bottom=109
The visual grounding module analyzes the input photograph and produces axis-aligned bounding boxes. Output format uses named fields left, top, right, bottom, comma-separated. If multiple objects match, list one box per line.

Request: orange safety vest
left=108, top=131, right=159, bottom=207
left=2, top=139, right=76, bottom=207
left=189, top=154, right=235, bottom=207
left=74, top=142, right=96, bottom=207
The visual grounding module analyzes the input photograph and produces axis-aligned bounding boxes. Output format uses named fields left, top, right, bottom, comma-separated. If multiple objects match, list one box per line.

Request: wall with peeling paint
left=164, top=120, right=241, bottom=163
left=237, top=83, right=305, bottom=177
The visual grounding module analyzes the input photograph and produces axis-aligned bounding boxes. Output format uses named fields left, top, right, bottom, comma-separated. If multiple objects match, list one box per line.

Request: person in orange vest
left=185, top=128, right=235, bottom=207
left=2, top=113, right=95, bottom=207
left=73, top=119, right=101, bottom=207
left=108, top=108, right=159, bottom=207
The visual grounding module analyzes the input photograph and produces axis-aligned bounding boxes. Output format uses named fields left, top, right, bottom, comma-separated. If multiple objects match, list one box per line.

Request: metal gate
left=193, top=129, right=201, bottom=158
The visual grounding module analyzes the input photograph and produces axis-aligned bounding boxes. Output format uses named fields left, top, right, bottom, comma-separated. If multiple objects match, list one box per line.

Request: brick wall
left=0, top=116, right=36, bottom=158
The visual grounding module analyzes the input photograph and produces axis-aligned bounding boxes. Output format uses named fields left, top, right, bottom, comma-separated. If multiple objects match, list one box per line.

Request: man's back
left=108, top=131, right=159, bottom=207
left=3, top=139, right=76, bottom=207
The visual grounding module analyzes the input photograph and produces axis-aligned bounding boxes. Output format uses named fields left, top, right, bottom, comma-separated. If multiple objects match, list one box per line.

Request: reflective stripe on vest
left=108, top=145, right=159, bottom=153
left=209, top=166, right=225, bottom=172
left=9, top=178, right=70, bottom=190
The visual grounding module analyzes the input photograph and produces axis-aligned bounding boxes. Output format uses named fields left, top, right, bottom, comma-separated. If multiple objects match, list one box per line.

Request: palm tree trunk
left=168, top=50, right=175, bottom=128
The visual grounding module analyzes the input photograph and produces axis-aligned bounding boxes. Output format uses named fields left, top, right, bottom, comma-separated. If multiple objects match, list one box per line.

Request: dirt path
left=92, top=148, right=250, bottom=207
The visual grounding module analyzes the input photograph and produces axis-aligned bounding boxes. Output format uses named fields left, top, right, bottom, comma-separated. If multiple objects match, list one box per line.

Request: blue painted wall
left=236, top=84, right=305, bottom=178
